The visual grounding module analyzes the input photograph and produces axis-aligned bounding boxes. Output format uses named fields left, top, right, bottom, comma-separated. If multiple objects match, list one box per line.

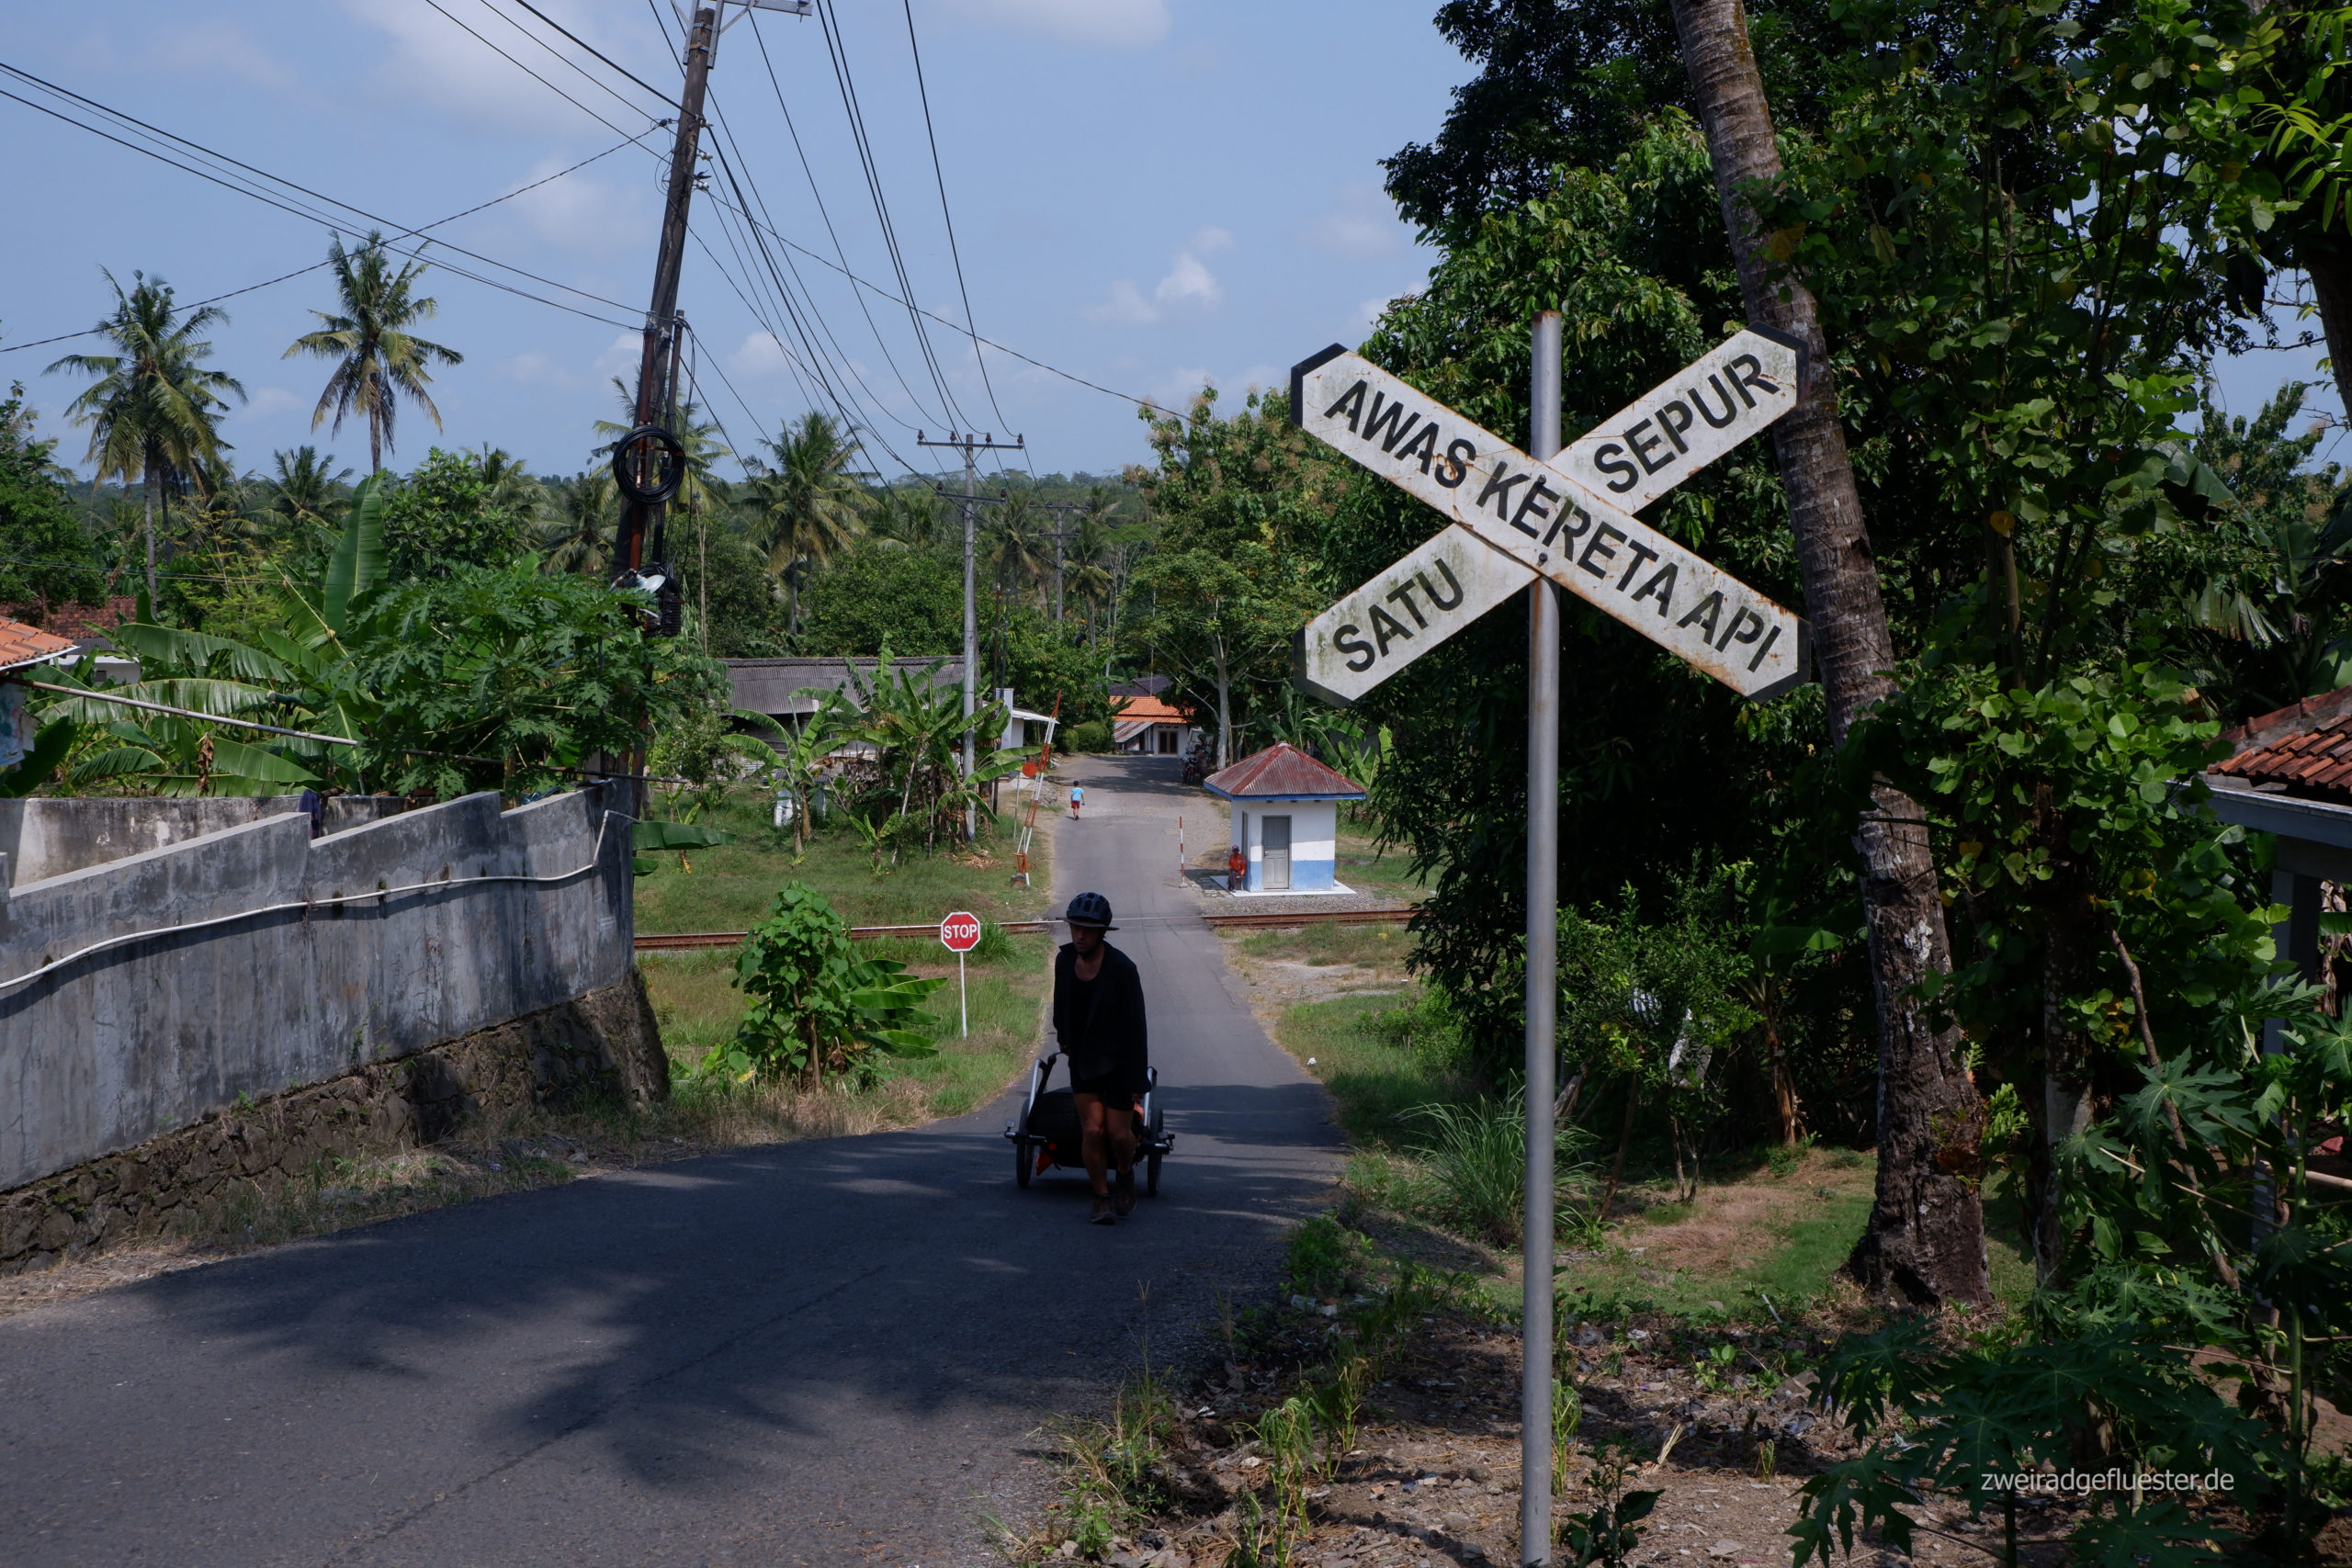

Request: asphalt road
left=0, top=755, right=1338, bottom=1568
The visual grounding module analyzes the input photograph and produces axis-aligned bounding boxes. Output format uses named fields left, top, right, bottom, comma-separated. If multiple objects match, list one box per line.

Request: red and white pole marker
left=940, top=909, right=982, bottom=1037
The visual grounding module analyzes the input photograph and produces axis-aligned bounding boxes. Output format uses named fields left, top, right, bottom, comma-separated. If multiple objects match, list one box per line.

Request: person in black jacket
left=1054, top=890, right=1148, bottom=1223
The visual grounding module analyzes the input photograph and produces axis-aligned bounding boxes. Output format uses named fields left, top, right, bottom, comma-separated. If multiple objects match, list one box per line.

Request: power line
left=745, top=11, right=945, bottom=433
left=419, top=0, right=655, bottom=142
left=697, top=101, right=929, bottom=468
left=805, top=0, right=969, bottom=434
left=899, top=0, right=1027, bottom=476
left=509, top=0, right=677, bottom=102
left=715, top=187, right=1170, bottom=413
left=0, top=61, right=642, bottom=324
left=0, top=130, right=656, bottom=355
left=475, top=0, right=669, bottom=123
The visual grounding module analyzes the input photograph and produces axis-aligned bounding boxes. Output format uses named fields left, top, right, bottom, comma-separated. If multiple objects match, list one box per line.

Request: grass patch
left=1555, top=1152, right=1878, bottom=1322
left=633, top=793, right=1052, bottom=935
left=1273, top=988, right=1474, bottom=1145
left=1331, top=818, right=1427, bottom=902
left=1233, top=919, right=1417, bottom=975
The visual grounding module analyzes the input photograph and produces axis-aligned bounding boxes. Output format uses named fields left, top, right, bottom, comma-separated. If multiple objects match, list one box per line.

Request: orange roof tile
left=1113, top=694, right=1191, bottom=723
left=0, top=615, right=75, bottom=674
left=2210, top=685, right=2352, bottom=804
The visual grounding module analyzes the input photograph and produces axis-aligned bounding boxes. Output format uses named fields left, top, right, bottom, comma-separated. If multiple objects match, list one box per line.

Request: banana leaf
left=0, top=717, right=76, bottom=798
left=322, top=476, right=386, bottom=634
left=633, top=819, right=735, bottom=851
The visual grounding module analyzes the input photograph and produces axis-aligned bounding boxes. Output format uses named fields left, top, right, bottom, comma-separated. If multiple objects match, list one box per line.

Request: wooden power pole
left=615, top=0, right=811, bottom=577
left=615, top=5, right=717, bottom=580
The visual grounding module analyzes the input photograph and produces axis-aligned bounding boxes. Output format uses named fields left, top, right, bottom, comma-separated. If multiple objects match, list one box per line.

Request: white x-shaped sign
left=1290, top=329, right=1812, bottom=705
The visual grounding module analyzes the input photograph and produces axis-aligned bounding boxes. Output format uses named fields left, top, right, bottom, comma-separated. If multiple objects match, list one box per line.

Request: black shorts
left=1070, top=1067, right=1145, bottom=1105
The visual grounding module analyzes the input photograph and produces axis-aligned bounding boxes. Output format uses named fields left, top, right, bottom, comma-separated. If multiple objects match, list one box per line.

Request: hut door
left=1262, top=815, right=1292, bottom=890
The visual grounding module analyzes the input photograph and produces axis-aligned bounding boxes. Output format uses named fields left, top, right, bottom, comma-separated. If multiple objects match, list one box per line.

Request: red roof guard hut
left=1201, top=742, right=1364, bottom=895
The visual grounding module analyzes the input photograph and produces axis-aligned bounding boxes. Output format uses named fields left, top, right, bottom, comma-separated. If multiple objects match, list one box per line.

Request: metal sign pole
left=1520, top=310, right=1562, bottom=1567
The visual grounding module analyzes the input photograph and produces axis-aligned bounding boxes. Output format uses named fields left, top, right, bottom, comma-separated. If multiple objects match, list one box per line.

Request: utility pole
left=614, top=0, right=810, bottom=578
left=614, top=6, right=716, bottom=581
left=1033, top=502, right=1088, bottom=626
left=918, top=430, right=1024, bottom=839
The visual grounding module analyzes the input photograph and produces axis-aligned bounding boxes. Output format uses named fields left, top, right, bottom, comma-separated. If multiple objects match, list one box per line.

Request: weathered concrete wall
left=0, top=972, right=665, bottom=1275
left=0, top=795, right=409, bottom=886
left=0, top=786, right=638, bottom=1191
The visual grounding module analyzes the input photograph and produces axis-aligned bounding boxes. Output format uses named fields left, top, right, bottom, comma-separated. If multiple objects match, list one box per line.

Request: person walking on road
left=1054, top=891, right=1147, bottom=1223
left=1068, top=783, right=1084, bottom=821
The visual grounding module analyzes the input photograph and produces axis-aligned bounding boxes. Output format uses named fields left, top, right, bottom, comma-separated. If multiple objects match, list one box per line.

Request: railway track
left=633, top=904, right=1418, bottom=953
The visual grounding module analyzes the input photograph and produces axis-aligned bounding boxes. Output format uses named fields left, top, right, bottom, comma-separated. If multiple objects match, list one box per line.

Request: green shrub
left=1066, top=719, right=1112, bottom=753
left=700, top=882, right=944, bottom=1088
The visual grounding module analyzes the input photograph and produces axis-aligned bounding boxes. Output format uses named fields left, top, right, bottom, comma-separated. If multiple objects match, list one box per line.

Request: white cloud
left=594, top=333, right=642, bottom=379
left=496, top=351, right=581, bottom=390
left=1081, top=232, right=1231, bottom=325
left=1353, top=291, right=1411, bottom=333
left=1148, top=362, right=1279, bottom=412
left=728, top=331, right=796, bottom=380
left=931, top=0, right=1170, bottom=49
left=1081, top=280, right=1157, bottom=326
left=1306, top=183, right=1408, bottom=259
left=504, top=157, right=648, bottom=253
left=246, top=386, right=307, bottom=418
left=141, top=21, right=299, bottom=96
left=337, top=0, right=635, bottom=132
left=1153, top=252, right=1222, bottom=311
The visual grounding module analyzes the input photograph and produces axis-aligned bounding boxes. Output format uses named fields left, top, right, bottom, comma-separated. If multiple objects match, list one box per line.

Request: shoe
left=1090, top=1196, right=1115, bottom=1224
left=1114, top=1170, right=1136, bottom=1217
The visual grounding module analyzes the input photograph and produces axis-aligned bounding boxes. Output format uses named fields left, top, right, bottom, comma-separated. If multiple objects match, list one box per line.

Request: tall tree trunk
left=141, top=454, right=158, bottom=606
left=1668, top=0, right=1989, bottom=1304
left=2031, top=795, right=2099, bottom=1280
left=2302, top=240, right=2352, bottom=421
left=1212, top=630, right=1232, bottom=767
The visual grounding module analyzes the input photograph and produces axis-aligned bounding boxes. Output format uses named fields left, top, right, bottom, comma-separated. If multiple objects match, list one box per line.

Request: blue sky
left=0, top=0, right=1463, bottom=487
left=0, top=1, right=2339, bottom=491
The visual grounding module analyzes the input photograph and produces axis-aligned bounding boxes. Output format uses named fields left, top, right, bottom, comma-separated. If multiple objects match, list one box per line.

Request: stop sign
left=939, top=910, right=983, bottom=953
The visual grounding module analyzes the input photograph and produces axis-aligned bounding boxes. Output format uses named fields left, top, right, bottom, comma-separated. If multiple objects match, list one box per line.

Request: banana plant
left=34, top=479, right=390, bottom=795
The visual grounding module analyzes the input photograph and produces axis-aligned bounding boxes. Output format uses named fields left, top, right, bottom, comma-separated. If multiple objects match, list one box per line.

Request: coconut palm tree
left=744, top=412, right=870, bottom=630
left=1668, top=0, right=1985, bottom=1303
left=469, top=446, right=547, bottom=519
left=263, top=446, right=354, bottom=534
left=981, top=491, right=1046, bottom=609
left=284, top=231, right=463, bottom=473
left=867, top=482, right=944, bottom=548
left=536, top=472, right=618, bottom=576
left=48, top=268, right=246, bottom=603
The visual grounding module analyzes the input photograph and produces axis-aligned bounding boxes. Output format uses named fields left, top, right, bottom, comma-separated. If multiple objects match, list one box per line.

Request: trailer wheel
left=1014, top=1139, right=1033, bottom=1189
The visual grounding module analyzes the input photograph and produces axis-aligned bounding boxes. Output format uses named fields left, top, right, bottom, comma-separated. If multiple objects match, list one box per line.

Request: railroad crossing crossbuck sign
left=1289, top=328, right=1813, bottom=705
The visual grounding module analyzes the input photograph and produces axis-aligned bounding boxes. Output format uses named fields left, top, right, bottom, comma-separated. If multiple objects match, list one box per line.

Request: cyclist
left=1054, top=891, right=1148, bottom=1223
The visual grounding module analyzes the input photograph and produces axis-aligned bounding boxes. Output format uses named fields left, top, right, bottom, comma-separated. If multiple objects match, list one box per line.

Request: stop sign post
left=940, top=910, right=982, bottom=1036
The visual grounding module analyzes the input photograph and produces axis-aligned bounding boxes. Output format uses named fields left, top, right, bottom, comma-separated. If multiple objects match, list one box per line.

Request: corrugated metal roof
left=723, top=656, right=965, bottom=716
left=0, top=615, right=76, bottom=674
left=2210, top=685, right=2352, bottom=804
left=1202, top=742, right=1365, bottom=800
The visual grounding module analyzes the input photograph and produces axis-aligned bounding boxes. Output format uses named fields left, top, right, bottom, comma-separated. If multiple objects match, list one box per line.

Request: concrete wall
left=0, top=786, right=637, bottom=1192
left=1, top=973, right=662, bottom=1275
left=0, top=795, right=409, bottom=887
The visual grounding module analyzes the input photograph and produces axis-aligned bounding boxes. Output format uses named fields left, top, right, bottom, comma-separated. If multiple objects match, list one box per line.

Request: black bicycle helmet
left=1066, top=891, right=1116, bottom=929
